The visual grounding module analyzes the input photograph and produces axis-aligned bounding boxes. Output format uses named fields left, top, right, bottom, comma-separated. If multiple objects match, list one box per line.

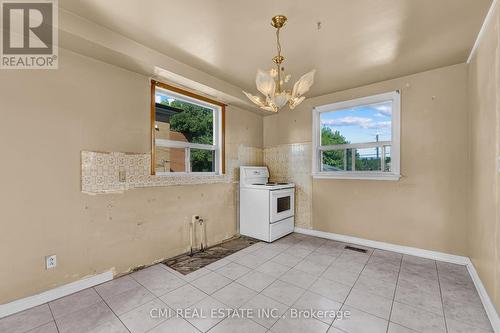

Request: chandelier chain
left=276, top=28, right=282, bottom=92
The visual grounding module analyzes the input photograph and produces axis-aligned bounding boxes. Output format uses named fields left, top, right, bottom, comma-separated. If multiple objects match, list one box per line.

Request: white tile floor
left=0, top=233, right=494, bottom=333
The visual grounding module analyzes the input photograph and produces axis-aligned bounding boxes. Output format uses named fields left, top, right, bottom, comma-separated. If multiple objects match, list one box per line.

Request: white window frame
left=312, top=90, right=401, bottom=181
left=154, top=86, right=223, bottom=176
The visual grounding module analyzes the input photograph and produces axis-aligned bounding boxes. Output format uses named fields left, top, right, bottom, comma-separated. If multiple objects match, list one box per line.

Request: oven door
left=270, top=188, right=295, bottom=223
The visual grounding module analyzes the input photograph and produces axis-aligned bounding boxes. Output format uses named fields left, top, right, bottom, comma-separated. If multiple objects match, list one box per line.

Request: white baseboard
left=294, top=227, right=469, bottom=264
left=466, top=258, right=500, bottom=332
left=0, top=270, right=113, bottom=319
left=294, top=227, right=499, bottom=332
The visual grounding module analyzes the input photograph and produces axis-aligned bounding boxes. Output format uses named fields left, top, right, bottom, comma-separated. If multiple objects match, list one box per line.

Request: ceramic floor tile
left=131, top=265, right=186, bottom=296
left=204, top=258, right=231, bottom=271
left=49, top=288, right=102, bottom=319
left=160, top=284, right=208, bottom=310
left=400, top=262, right=438, bottom=282
left=238, top=253, right=269, bottom=269
left=440, top=281, right=479, bottom=303
left=446, top=318, right=494, bottom=333
left=251, top=248, right=282, bottom=261
left=106, top=284, right=156, bottom=315
left=148, top=317, right=199, bottom=333
left=402, top=255, right=436, bottom=268
left=56, top=301, right=118, bottom=333
left=264, top=242, right=292, bottom=253
left=26, top=321, right=58, bottom=333
left=372, top=249, right=403, bottom=261
left=95, top=275, right=140, bottom=300
left=303, top=252, right=337, bottom=266
left=308, top=278, right=351, bottom=303
left=3, top=233, right=495, bottom=333
left=0, top=304, right=53, bottom=333
left=321, top=265, right=361, bottom=286
left=215, top=262, right=251, bottom=280
left=294, top=259, right=328, bottom=277
left=352, top=274, right=397, bottom=299
left=212, top=282, right=257, bottom=309
left=224, top=251, right=251, bottom=262
left=359, top=264, right=399, bottom=284
left=261, top=280, right=305, bottom=306
left=293, top=244, right=320, bottom=253
left=242, top=242, right=266, bottom=253
left=366, top=257, right=401, bottom=272
left=184, top=296, right=228, bottom=332
left=292, top=291, right=342, bottom=324
left=286, top=246, right=314, bottom=258
left=243, top=294, right=289, bottom=329
left=86, top=318, right=129, bottom=333
left=327, top=327, right=346, bottom=333
left=119, top=299, right=169, bottom=333
left=387, top=322, right=419, bottom=333
left=345, top=289, right=392, bottom=320
left=443, top=297, right=492, bottom=331
left=390, top=301, right=446, bottom=333
left=332, top=305, right=388, bottom=333
left=336, top=251, right=370, bottom=265
left=279, top=268, right=318, bottom=289
left=190, top=272, right=232, bottom=295
left=271, top=252, right=303, bottom=267
left=209, top=317, right=267, bottom=333
left=236, top=270, right=276, bottom=292
left=397, top=272, right=441, bottom=295
left=394, top=284, right=443, bottom=315
left=436, top=262, right=470, bottom=279
left=270, top=309, right=330, bottom=333
left=314, top=246, right=344, bottom=257
left=180, top=267, right=212, bottom=282
left=329, top=261, right=365, bottom=276
left=255, top=261, right=290, bottom=278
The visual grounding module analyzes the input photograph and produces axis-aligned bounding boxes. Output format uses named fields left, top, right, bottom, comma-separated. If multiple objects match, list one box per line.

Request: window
left=312, top=91, right=400, bottom=180
left=151, top=80, right=225, bottom=175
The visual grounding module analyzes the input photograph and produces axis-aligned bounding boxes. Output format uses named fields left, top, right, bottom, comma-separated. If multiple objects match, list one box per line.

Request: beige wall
left=0, top=49, right=263, bottom=304
left=468, top=4, right=500, bottom=310
left=264, top=64, right=470, bottom=255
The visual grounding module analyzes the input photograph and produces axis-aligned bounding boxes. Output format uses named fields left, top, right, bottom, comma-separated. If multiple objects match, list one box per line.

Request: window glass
left=190, top=149, right=215, bottom=173
left=152, top=82, right=223, bottom=175
left=155, top=91, right=214, bottom=145
left=320, top=100, right=392, bottom=145
left=313, top=91, right=400, bottom=179
left=155, top=147, right=185, bottom=173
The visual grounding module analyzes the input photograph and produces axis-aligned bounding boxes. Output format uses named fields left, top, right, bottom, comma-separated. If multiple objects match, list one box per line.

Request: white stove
left=239, top=166, right=295, bottom=242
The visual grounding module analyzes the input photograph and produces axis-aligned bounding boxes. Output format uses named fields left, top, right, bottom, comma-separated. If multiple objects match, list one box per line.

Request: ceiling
left=59, top=0, right=492, bottom=97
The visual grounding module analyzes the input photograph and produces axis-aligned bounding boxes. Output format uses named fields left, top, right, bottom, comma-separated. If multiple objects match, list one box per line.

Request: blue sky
left=320, top=101, right=393, bottom=144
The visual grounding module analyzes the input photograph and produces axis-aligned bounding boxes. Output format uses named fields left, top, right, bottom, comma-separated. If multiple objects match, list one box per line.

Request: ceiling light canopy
left=243, top=15, right=315, bottom=112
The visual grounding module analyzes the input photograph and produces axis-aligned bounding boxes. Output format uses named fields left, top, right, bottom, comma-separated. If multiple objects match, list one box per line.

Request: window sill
left=312, top=172, right=401, bottom=181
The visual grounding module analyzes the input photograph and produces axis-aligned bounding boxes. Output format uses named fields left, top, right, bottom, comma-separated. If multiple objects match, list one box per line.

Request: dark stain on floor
left=163, top=236, right=260, bottom=275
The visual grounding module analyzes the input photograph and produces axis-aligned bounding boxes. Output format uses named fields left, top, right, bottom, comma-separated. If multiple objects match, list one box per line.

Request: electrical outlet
left=119, top=167, right=126, bottom=182
left=45, top=255, right=57, bottom=269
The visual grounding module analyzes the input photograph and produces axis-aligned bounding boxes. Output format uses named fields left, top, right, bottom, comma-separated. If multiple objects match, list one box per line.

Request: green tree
left=321, top=127, right=349, bottom=170
left=162, top=100, right=214, bottom=172
left=169, top=101, right=213, bottom=145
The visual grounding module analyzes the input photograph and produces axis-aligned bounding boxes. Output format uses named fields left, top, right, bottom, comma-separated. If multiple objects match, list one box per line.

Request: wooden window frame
left=150, top=79, right=226, bottom=175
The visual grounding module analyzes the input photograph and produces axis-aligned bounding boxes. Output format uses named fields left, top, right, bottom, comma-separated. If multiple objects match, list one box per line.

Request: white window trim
left=155, top=86, right=223, bottom=176
left=312, top=90, right=401, bottom=181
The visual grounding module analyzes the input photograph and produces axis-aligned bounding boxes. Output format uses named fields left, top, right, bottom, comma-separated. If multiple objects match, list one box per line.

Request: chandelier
left=243, top=15, right=315, bottom=112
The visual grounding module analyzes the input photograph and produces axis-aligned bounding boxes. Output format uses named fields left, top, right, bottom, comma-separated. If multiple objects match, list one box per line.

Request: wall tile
left=81, top=144, right=263, bottom=194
